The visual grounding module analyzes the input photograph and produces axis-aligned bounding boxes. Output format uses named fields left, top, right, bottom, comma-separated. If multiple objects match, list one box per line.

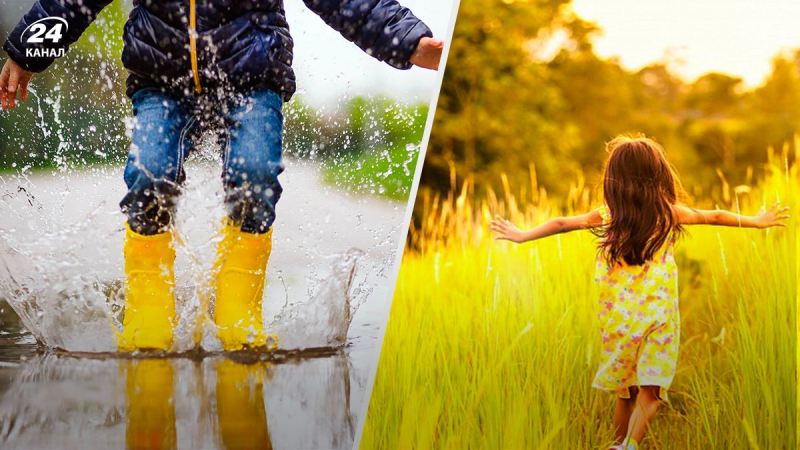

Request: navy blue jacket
left=3, top=0, right=433, bottom=101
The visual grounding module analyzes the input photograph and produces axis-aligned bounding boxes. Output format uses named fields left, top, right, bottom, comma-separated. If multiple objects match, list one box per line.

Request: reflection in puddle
left=214, top=360, right=270, bottom=449
left=126, top=359, right=177, bottom=449
left=0, top=351, right=360, bottom=449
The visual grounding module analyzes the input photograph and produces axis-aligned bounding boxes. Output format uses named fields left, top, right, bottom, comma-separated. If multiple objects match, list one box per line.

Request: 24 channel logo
left=21, top=17, right=69, bottom=58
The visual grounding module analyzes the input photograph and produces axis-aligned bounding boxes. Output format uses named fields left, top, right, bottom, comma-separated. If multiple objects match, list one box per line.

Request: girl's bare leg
left=627, top=385, right=662, bottom=445
left=613, top=387, right=637, bottom=444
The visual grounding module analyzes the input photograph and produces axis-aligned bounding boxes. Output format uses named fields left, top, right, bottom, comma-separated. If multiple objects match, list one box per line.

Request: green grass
left=362, top=145, right=797, bottom=449
left=322, top=144, right=419, bottom=200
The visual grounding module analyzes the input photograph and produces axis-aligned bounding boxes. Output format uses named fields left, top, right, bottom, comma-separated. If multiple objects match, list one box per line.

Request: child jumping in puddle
left=490, top=136, right=789, bottom=449
left=0, top=0, right=442, bottom=352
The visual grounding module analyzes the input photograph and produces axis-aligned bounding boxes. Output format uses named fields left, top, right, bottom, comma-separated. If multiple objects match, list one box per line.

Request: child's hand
left=410, top=37, right=444, bottom=71
left=489, top=215, right=524, bottom=243
left=0, top=58, right=34, bottom=110
left=755, top=202, right=790, bottom=228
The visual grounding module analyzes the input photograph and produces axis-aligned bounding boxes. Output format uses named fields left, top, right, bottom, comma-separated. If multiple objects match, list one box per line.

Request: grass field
left=361, top=143, right=797, bottom=449
left=323, top=142, right=419, bottom=200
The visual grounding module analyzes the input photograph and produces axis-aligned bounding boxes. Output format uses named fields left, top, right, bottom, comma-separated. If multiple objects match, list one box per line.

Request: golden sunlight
left=571, top=0, right=800, bottom=86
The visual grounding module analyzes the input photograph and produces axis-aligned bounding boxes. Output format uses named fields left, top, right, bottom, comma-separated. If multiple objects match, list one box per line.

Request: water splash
left=0, top=143, right=401, bottom=353
left=271, top=249, right=363, bottom=350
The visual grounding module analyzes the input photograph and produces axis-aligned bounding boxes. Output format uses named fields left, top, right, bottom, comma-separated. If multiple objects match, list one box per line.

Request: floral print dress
left=592, top=205, right=680, bottom=400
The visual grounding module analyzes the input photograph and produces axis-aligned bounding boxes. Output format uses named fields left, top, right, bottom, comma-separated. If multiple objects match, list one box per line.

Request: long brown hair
left=594, top=136, right=683, bottom=266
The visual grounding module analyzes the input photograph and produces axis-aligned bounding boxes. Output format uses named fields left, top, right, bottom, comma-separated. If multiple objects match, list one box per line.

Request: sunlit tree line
left=423, top=0, right=800, bottom=204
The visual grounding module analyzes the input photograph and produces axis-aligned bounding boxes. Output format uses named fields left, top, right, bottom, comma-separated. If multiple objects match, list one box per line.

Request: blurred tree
left=749, top=53, right=800, bottom=150
left=421, top=0, right=582, bottom=198
left=684, top=73, right=743, bottom=117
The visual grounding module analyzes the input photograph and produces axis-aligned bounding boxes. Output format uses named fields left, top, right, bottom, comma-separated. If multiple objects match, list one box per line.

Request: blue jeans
left=121, top=88, right=284, bottom=235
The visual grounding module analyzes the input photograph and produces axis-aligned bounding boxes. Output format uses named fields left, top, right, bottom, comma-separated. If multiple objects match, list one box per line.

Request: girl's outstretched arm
left=489, top=209, right=603, bottom=244
left=674, top=203, right=789, bottom=229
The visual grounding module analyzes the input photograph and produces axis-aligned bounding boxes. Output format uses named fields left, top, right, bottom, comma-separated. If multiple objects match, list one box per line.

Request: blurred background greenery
left=0, top=1, right=428, bottom=200
left=422, top=0, right=800, bottom=204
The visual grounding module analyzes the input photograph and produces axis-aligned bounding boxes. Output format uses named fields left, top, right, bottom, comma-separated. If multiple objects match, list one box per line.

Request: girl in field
left=489, top=136, right=789, bottom=450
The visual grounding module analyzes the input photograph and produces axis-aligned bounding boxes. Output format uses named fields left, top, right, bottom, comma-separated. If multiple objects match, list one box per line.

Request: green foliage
left=422, top=0, right=579, bottom=196
left=423, top=0, right=800, bottom=207
left=286, top=97, right=429, bottom=199
left=322, top=142, right=420, bottom=200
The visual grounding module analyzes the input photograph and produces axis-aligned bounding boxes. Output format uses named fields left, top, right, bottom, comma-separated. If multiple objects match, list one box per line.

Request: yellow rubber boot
left=119, top=224, right=176, bottom=352
left=214, top=221, right=274, bottom=350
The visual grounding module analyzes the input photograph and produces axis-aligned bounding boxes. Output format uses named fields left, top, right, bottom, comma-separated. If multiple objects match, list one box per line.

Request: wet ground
left=0, top=322, right=362, bottom=449
left=0, top=160, right=404, bottom=449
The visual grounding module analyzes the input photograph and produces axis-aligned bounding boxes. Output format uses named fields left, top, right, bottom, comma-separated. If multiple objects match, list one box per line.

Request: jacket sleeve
left=2, top=0, right=114, bottom=73
left=302, top=0, right=432, bottom=70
